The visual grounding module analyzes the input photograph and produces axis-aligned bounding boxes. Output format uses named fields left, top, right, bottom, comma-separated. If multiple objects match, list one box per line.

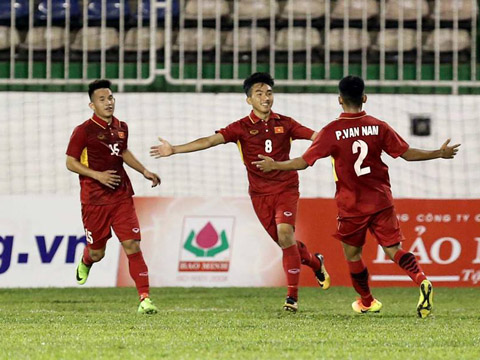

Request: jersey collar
left=248, top=110, right=280, bottom=124
left=337, top=111, right=367, bottom=120
left=90, top=113, right=118, bottom=129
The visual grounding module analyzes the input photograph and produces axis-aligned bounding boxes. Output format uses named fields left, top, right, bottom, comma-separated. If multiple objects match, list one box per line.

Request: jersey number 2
left=352, top=140, right=371, bottom=176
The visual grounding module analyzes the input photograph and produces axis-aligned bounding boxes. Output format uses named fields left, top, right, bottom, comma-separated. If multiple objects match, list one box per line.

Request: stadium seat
left=280, top=0, right=325, bottom=20
left=327, top=28, right=370, bottom=52
left=184, top=0, right=229, bottom=20
left=223, top=28, right=270, bottom=52
left=275, top=27, right=321, bottom=52
left=87, top=0, right=131, bottom=24
left=432, top=0, right=478, bottom=21
left=20, top=26, right=65, bottom=51
left=0, top=26, right=20, bottom=50
left=173, top=28, right=217, bottom=51
left=35, top=0, right=81, bottom=23
left=0, top=0, right=29, bottom=26
left=236, top=0, right=278, bottom=20
left=134, top=0, right=180, bottom=23
left=124, top=28, right=165, bottom=52
left=385, top=0, right=429, bottom=21
left=423, top=29, right=471, bottom=52
left=372, top=29, right=417, bottom=52
left=71, top=27, right=119, bottom=51
left=331, top=0, right=379, bottom=20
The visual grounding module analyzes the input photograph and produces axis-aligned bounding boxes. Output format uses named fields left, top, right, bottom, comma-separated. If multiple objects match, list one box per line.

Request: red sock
left=393, top=249, right=427, bottom=285
left=127, top=251, right=150, bottom=298
left=297, top=241, right=321, bottom=271
left=82, top=246, right=94, bottom=266
left=347, top=259, right=373, bottom=307
left=282, top=244, right=301, bottom=300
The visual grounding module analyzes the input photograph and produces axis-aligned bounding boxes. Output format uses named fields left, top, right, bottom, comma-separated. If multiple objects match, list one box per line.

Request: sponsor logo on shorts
left=288, top=268, right=300, bottom=274
left=132, top=228, right=140, bottom=233
left=284, top=211, right=293, bottom=217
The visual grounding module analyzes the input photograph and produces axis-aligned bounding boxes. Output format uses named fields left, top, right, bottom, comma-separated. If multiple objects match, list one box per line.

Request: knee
left=277, top=226, right=295, bottom=248
left=122, top=239, right=141, bottom=254
left=90, top=250, right=105, bottom=262
left=383, top=243, right=401, bottom=261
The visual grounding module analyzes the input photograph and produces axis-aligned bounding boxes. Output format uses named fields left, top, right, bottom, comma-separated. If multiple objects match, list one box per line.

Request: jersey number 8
left=265, top=139, right=272, bottom=153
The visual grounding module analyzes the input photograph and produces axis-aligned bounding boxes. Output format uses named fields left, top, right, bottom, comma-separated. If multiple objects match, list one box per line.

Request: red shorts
left=251, top=191, right=299, bottom=242
left=335, top=206, right=405, bottom=247
left=81, top=197, right=141, bottom=250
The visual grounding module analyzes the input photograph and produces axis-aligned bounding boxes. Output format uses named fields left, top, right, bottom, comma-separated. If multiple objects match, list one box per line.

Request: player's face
left=247, top=83, right=274, bottom=115
left=90, top=88, right=115, bottom=120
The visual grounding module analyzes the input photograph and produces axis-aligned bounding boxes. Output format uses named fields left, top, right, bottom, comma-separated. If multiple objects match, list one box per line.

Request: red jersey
left=217, top=110, right=314, bottom=196
left=66, top=114, right=134, bottom=205
left=302, top=111, right=409, bottom=217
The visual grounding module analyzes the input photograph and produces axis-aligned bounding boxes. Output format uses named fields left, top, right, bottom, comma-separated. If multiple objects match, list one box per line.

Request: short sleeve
left=66, top=125, right=87, bottom=159
left=289, top=118, right=315, bottom=140
left=121, top=121, right=129, bottom=148
left=381, top=122, right=409, bottom=158
left=216, top=120, right=242, bottom=143
left=302, top=127, right=330, bottom=166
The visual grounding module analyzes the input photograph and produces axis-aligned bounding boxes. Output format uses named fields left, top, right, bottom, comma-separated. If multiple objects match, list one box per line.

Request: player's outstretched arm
left=122, top=149, right=160, bottom=187
left=150, top=133, right=225, bottom=159
left=401, top=138, right=461, bottom=161
left=66, top=155, right=121, bottom=189
left=252, top=155, right=309, bottom=173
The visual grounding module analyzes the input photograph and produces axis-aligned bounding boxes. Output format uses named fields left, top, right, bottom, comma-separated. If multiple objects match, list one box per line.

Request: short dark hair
left=88, top=79, right=112, bottom=100
left=243, top=72, right=274, bottom=96
left=339, top=75, right=365, bottom=107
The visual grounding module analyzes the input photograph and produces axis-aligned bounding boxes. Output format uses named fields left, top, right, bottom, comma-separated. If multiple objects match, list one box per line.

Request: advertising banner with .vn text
left=0, top=196, right=120, bottom=288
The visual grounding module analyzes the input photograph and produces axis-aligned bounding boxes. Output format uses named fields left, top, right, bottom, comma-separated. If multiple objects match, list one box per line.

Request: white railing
left=0, top=0, right=479, bottom=93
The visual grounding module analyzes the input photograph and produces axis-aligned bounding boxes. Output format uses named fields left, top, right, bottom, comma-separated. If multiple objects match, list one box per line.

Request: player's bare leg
left=122, top=240, right=158, bottom=314
left=278, top=224, right=300, bottom=312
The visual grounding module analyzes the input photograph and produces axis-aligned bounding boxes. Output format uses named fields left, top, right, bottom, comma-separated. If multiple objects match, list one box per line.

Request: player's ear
left=362, top=94, right=367, bottom=103
left=246, top=96, right=252, bottom=105
left=338, top=96, right=343, bottom=105
left=88, top=102, right=95, bottom=111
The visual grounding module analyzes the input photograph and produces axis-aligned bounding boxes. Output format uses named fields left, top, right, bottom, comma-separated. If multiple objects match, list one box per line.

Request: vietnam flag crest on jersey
left=274, top=126, right=284, bottom=134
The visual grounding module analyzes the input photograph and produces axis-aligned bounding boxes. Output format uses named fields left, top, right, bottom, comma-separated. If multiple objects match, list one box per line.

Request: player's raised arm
left=252, top=154, right=309, bottom=173
left=401, top=139, right=461, bottom=161
left=150, top=133, right=225, bottom=159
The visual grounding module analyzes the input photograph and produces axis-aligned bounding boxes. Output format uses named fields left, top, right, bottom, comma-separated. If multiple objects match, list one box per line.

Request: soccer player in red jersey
left=66, top=79, right=161, bottom=314
left=150, top=72, right=331, bottom=312
left=253, top=75, right=460, bottom=318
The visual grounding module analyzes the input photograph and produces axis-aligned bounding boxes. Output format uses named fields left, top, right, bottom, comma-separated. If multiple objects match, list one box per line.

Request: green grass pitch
left=0, top=287, right=479, bottom=359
